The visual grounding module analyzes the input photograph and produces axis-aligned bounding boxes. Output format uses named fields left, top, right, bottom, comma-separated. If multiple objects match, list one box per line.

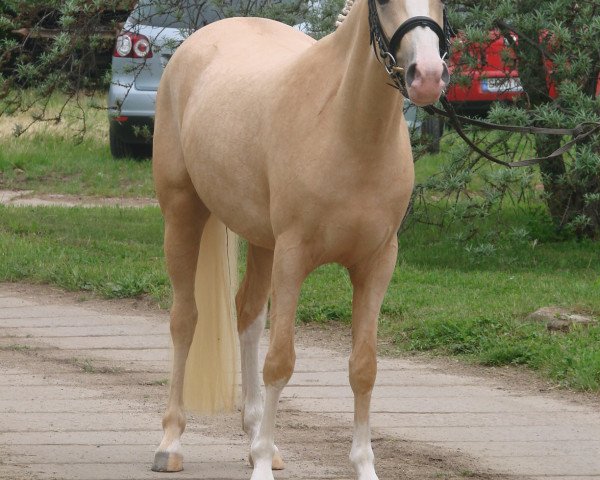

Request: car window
left=131, top=0, right=222, bottom=29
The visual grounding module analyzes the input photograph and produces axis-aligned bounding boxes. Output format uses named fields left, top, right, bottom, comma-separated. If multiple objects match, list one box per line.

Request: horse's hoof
left=248, top=451, right=285, bottom=470
left=271, top=451, right=285, bottom=470
left=151, top=451, right=183, bottom=472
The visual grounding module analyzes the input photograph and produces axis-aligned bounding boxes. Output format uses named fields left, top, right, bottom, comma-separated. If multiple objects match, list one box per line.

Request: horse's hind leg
left=152, top=185, right=209, bottom=472
left=235, top=244, right=284, bottom=470
left=250, top=236, right=310, bottom=480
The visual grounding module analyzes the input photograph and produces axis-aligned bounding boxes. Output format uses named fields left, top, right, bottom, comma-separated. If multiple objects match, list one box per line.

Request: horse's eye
left=377, top=0, right=390, bottom=4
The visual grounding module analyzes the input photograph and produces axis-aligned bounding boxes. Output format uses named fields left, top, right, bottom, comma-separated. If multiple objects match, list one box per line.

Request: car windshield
left=131, top=0, right=222, bottom=29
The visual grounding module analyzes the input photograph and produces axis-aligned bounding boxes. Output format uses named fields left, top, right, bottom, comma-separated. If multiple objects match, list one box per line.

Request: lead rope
left=424, top=100, right=600, bottom=167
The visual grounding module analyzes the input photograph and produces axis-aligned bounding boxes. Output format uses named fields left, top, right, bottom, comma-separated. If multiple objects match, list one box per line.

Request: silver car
left=108, top=1, right=221, bottom=158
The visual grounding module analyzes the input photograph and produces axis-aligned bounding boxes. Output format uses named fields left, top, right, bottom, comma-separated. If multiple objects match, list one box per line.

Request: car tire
left=109, top=123, right=151, bottom=160
left=421, top=116, right=444, bottom=153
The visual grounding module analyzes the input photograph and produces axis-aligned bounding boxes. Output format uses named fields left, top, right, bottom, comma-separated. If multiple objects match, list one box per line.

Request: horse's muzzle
left=406, top=60, right=449, bottom=106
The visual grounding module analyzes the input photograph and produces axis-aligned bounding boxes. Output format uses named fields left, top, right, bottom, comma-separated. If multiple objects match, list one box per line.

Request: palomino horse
left=152, top=0, right=449, bottom=478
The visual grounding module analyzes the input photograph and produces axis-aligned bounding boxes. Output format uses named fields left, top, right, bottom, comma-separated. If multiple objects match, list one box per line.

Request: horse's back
left=161, top=17, right=313, bottom=108
left=183, top=16, right=314, bottom=60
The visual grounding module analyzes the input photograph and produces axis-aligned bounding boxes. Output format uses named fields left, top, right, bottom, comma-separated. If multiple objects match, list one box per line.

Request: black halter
left=368, top=0, right=453, bottom=95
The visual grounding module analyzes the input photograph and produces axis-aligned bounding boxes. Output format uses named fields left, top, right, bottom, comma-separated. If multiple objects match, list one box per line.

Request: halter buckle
left=382, top=51, right=398, bottom=75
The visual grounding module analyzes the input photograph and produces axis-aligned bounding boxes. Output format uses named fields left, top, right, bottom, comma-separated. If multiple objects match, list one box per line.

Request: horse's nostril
left=405, top=63, right=417, bottom=88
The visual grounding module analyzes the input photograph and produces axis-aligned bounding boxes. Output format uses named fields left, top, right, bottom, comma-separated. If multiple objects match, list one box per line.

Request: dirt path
left=1, top=283, right=599, bottom=480
left=0, top=190, right=157, bottom=208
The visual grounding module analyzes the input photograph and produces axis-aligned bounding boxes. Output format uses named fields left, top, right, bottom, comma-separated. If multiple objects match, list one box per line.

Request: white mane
left=336, top=0, right=355, bottom=27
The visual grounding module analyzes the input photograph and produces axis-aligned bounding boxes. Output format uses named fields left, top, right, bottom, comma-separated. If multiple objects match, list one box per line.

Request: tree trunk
left=536, top=135, right=600, bottom=238
left=536, top=135, right=568, bottom=221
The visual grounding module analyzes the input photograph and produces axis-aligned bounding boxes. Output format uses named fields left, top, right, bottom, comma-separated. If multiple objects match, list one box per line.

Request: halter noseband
left=368, top=0, right=452, bottom=95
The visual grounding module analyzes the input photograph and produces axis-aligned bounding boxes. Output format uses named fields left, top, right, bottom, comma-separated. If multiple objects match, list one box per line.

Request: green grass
left=1, top=203, right=598, bottom=390
left=1, top=91, right=153, bottom=198
left=295, top=198, right=600, bottom=390
left=295, top=228, right=600, bottom=390
left=0, top=344, right=33, bottom=351
left=68, top=357, right=123, bottom=374
left=394, top=218, right=600, bottom=390
left=0, top=134, right=154, bottom=197
left=0, top=205, right=170, bottom=304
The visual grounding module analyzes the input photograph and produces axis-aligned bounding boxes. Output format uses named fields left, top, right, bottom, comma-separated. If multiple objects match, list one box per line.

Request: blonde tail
left=183, top=215, right=239, bottom=413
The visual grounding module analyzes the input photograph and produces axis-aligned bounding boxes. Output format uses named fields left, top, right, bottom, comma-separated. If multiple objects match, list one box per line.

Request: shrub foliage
left=414, top=1, right=600, bottom=239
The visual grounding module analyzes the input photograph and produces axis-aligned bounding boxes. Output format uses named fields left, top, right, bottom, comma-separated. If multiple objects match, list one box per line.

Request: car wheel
left=421, top=116, right=444, bottom=154
left=109, top=123, right=151, bottom=160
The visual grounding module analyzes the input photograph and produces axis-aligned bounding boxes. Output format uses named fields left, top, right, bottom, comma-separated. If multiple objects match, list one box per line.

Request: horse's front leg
left=348, top=240, right=398, bottom=480
left=250, top=237, right=310, bottom=480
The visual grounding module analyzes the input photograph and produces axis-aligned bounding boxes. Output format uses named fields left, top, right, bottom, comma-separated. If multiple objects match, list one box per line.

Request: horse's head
left=373, top=0, right=450, bottom=106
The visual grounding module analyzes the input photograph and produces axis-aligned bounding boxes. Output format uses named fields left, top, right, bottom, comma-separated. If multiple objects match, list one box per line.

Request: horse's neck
left=314, top=0, right=405, bottom=144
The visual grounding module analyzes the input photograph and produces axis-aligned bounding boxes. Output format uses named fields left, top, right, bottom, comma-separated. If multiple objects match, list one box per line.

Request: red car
left=420, top=30, right=599, bottom=151
left=445, top=30, right=600, bottom=115
left=445, top=31, right=523, bottom=116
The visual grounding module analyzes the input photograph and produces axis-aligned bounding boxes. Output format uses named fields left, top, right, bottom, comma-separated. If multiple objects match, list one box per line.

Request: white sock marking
left=240, top=305, right=267, bottom=442
left=250, top=384, right=283, bottom=480
left=350, top=421, right=379, bottom=480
